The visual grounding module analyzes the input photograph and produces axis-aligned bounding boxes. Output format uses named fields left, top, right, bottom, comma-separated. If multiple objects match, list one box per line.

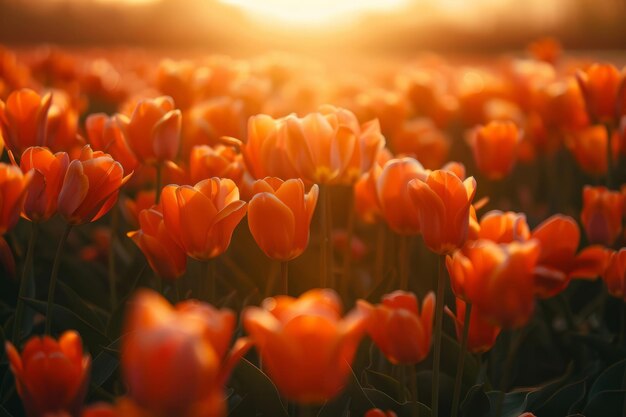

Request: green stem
left=409, top=364, right=419, bottom=417
left=319, top=184, right=328, bottom=288
left=108, top=205, right=119, bottom=311
left=155, top=162, right=163, bottom=204
left=495, top=326, right=529, bottom=417
left=45, top=223, right=73, bottom=335
left=398, top=235, right=409, bottom=290
left=431, top=255, right=447, bottom=417
left=200, top=259, right=216, bottom=303
left=604, top=123, right=614, bottom=189
left=451, top=301, right=473, bottom=417
left=281, top=261, right=289, bottom=295
left=12, top=222, right=39, bottom=344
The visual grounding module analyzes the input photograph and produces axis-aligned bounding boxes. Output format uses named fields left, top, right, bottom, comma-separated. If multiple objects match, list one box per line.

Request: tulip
left=243, top=289, right=366, bottom=404
left=391, top=118, right=451, bottom=169
left=445, top=298, right=501, bottom=354
left=565, top=124, right=618, bottom=177
left=161, top=177, right=247, bottom=260
left=122, top=290, right=250, bottom=417
left=446, top=239, right=540, bottom=328
left=57, top=145, right=132, bottom=225
left=5, top=331, right=90, bottom=417
left=85, top=113, right=138, bottom=174
left=0, top=163, right=33, bottom=234
left=121, top=190, right=156, bottom=229
left=358, top=291, right=435, bottom=365
left=580, top=186, right=625, bottom=246
left=19, top=147, right=69, bottom=222
left=283, top=105, right=385, bottom=184
left=0, top=89, right=52, bottom=155
left=526, top=37, right=561, bottom=65
left=476, top=210, right=531, bottom=244
left=468, top=121, right=521, bottom=180
left=126, top=96, right=182, bottom=164
left=408, top=169, right=477, bottom=254
left=576, top=63, right=622, bottom=124
left=354, top=165, right=383, bottom=225
left=241, top=114, right=299, bottom=180
left=531, top=214, right=613, bottom=297
left=602, top=249, right=626, bottom=300
left=188, top=144, right=243, bottom=185
left=248, top=177, right=318, bottom=261
left=127, top=206, right=187, bottom=280
left=376, top=157, right=428, bottom=235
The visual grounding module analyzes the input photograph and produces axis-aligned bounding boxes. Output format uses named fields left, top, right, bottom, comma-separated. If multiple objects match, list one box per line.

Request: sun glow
left=220, top=0, right=409, bottom=26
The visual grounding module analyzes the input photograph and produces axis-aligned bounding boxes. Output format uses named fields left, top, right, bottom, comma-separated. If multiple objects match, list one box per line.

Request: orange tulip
left=57, top=145, right=131, bottom=225
left=161, top=178, right=247, bottom=260
left=121, top=190, right=156, bottom=229
left=445, top=298, right=501, bottom=354
left=126, top=96, right=182, bottom=164
left=128, top=206, right=187, bottom=280
left=446, top=239, right=540, bottom=328
left=5, top=331, right=90, bottom=417
left=283, top=105, right=385, bottom=184
left=354, top=165, right=383, bottom=225
left=526, top=37, right=562, bottom=65
left=0, top=163, right=32, bottom=234
left=358, top=291, right=435, bottom=365
left=243, top=289, right=366, bottom=404
left=188, top=144, right=243, bottom=185
left=365, top=409, right=398, bottom=417
left=602, top=248, right=626, bottom=300
left=248, top=177, right=318, bottom=261
left=391, top=118, right=450, bottom=169
left=576, top=63, right=622, bottom=124
left=122, top=290, right=249, bottom=417
left=565, top=124, right=618, bottom=177
left=0, top=89, right=52, bottom=155
left=241, top=113, right=300, bottom=180
left=476, top=210, right=531, bottom=244
left=531, top=214, right=613, bottom=298
left=580, top=186, right=625, bottom=246
left=85, top=113, right=138, bottom=174
left=19, top=147, right=69, bottom=222
left=408, top=169, right=476, bottom=254
left=376, top=157, right=428, bottom=235
left=468, top=121, right=521, bottom=180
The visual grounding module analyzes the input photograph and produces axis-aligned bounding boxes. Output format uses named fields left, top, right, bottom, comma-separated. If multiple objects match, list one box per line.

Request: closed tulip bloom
left=189, top=144, right=243, bottom=185
left=0, top=163, right=33, bottom=234
left=161, top=178, right=247, bottom=260
left=468, top=121, right=521, bottom=180
left=408, top=169, right=477, bottom=254
left=128, top=206, right=187, bottom=280
left=241, top=114, right=299, bottom=180
left=358, top=291, right=435, bottom=365
left=122, top=290, right=249, bottom=417
left=446, top=239, right=540, bottom=328
left=284, top=105, right=385, bottom=184
left=376, top=157, right=428, bottom=235
left=477, top=210, right=531, bottom=244
left=531, top=214, right=613, bottom=298
left=581, top=186, right=625, bottom=246
left=5, top=331, right=90, bottom=417
left=85, top=113, right=138, bottom=174
left=565, top=125, right=618, bottom=177
left=126, top=96, right=182, bottom=164
left=57, top=145, right=132, bottom=225
left=0, top=89, right=52, bottom=155
left=602, top=249, right=626, bottom=300
left=248, top=177, right=318, bottom=261
left=243, top=289, right=366, bottom=404
left=445, top=298, right=501, bottom=354
left=354, top=165, right=383, bottom=224
left=576, top=63, right=622, bottom=124
left=19, top=147, right=69, bottom=222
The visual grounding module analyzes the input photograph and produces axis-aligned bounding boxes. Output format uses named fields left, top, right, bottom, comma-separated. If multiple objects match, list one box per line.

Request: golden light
left=220, top=0, right=409, bottom=27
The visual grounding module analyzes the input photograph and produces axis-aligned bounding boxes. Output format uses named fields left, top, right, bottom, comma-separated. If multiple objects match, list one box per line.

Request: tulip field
left=1, top=39, right=626, bottom=417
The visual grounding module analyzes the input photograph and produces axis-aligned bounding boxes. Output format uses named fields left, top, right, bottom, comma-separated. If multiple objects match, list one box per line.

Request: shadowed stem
left=398, top=235, right=409, bottom=290
left=374, top=223, right=386, bottom=289
left=431, top=254, right=447, bottom=417
left=108, top=204, right=119, bottom=310
left=155, top=162, right=163, bottom=203
left=340, top=188, right=355, bottom=296
left=319, top=184, right=333, bottom=288
left=409, top=364, right=419, bottom=417
left=604, top=123, right=614, bottom=189
left=451, top=301, right=473, bottom=417
left=281, top=261, right=289, bottom=295
left=45, top=223, right=73, bottom=335
left=200, top=259, right=216, bottom=303
left=12, top=222, right=39, bottom=344
left=495, top=326, right=530, bottom=417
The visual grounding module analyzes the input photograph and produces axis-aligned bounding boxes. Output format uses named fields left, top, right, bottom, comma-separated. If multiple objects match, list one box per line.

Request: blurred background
left=1, top=0, right=625, bottom=56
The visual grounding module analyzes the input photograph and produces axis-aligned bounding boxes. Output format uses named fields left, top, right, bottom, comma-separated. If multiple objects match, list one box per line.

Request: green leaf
left=583, top=390, right=626, bottom=417
left=363, top=387, right=431, bottom=417
left=588, top=359, right=626, bottom=401
left=460, top=384, right=491, bottom=417
left=365, top=369, right=405, bottom=401
left=486, top=390, right=531, bottom=417
left=91, top=338, right=122, bottom=387
left=58, top=281, right=108, bottom=331
left=0, top=404, right=14, bottom=417
left=230, top=358, right=288, bottom=417
left=440, top=334, right=480, bottom=389
left=533, top=379, right=586, bottom=417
